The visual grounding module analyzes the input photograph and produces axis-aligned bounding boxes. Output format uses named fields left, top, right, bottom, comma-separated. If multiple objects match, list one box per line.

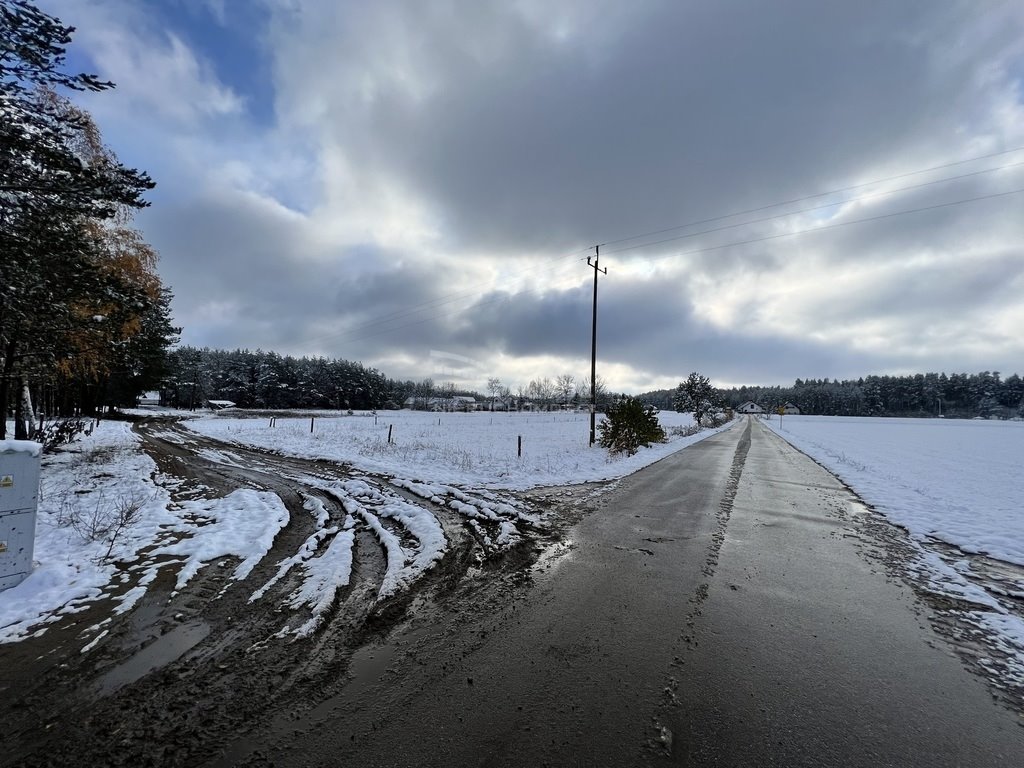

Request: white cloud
left=45, top=0, right=243, bottom=126
left=37, top=0, right=1024, bottom=391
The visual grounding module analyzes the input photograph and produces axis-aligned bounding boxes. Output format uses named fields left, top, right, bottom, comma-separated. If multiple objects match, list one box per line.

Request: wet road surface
left=226, top=418, right=1024, bottom=767
left=4, top=416, right=1023, bottom=767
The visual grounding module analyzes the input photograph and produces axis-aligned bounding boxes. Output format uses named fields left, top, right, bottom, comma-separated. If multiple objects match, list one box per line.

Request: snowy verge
left=766, top=415, right=1024, bottom=689
left=182, top=409, right=732, bottom=490
left=0, top=422, right=291, bottom=644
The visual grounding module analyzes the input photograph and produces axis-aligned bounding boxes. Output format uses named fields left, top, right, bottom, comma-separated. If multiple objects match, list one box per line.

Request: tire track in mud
left=2, top=417, right=556, bottom=768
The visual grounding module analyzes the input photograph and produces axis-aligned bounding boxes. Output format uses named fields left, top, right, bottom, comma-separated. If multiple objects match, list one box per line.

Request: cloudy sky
left=41, top=0, right=1024, bottom=392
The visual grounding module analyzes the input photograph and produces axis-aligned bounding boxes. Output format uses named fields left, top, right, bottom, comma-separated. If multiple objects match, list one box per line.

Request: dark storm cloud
left=141, top=191, right=455, bottom=358
left=295, top=1, right=1017, bottom=253
left=55, top=0, right=1023, bottom=389
left=455, top=271, right=881, bottom=385
left=801, top=250, right=1024, bottom=327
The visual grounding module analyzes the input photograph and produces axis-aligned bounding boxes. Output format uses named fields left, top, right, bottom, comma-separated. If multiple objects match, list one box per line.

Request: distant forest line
left=640, top=371, right=1024, bottom=420
left=158, top=349, right=1024, bottom=421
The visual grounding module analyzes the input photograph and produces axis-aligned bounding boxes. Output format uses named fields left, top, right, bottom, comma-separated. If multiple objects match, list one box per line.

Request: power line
left=286, top=147, right=1024, bottom=352
left=598, top=144, right=1024, bottom=249
left=586, top=245, right=606, bottom=445
left=311, top=187, right=1022, bottom=349
left=601, top=159, right=1024, bottom=256
left=301, top=157, right=1022, bottom=350
left=639, top=186, right=1024, bottom=267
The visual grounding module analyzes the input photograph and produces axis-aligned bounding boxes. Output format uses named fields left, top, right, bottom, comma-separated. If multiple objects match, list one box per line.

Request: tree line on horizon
left=640, top=371, right=1024, bottom=420
left=160, top=347, right=623, bottom=413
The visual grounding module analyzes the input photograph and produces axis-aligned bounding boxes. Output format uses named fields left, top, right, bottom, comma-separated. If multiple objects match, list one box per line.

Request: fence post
left=310, top=417, right=315, bottom=434
left=518, top=435, right=522, bottom=457
left=388, top=424, right=393, bottom=444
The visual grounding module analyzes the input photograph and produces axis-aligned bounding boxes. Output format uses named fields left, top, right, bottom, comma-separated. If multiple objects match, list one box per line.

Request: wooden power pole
left=587, top=244, right=607, bottom=446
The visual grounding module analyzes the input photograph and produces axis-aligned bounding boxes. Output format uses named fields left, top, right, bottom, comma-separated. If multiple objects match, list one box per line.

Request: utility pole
left=587, top=244, right=607, bottom=446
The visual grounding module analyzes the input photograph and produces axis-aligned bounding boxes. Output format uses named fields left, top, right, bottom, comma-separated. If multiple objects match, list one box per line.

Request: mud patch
left=97, top=620, right=210, bottom=694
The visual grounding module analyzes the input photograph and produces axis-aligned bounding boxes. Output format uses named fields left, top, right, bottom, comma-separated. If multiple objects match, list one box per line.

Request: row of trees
left=163, top=347, right=395, bottom=411
left=1, top=0, right=177, bottom=438
left=483, top=374, right=614, bottom=411
left=641, top=371, right=1024, bottom=420
left=718, top=372, right=1024, bottom=419
left=159, top=350, right=631, bottom=413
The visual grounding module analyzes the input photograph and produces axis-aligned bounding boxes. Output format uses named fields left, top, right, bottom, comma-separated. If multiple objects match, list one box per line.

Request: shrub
left=598, top=397, right=667, bottom=456
left=37, top=418, right=91, bottom=452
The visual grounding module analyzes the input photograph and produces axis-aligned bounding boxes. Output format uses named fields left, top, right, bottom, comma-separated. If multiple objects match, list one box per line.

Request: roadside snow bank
left=767, top=416, right=1024, bottom=564
left=0, top=422, right=171, bottom=643
left=0, top=423, right=291, bottom=643
left=767, top=415, right=1024, bottom=691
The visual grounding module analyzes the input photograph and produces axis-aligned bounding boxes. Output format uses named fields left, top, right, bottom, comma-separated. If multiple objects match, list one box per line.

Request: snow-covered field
left=184, top=409, right=711, bottom=490
left=766, top=415, right=1024, bottom=565
left=1, top=410, right=717, bottom=643
left=766, top=414, right=1024, bottom=685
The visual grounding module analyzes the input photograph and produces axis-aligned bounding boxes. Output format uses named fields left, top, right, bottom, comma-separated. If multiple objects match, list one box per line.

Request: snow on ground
left=0, top=422, right=171, bottom=642
left=766, top=415, right=1024, bottom=687
left=138, top=489, right=290, bottom=594
left=183, top=409, right=717, bottom=490
left=2, top=410, right=725, bottom=645
left=319, top=477, right=447, bottom=599
left=765, top=416, right=1024, bottom=565
left=246, top=492, right=357, bottom=639
left=1, top=422, right=285, bottom=643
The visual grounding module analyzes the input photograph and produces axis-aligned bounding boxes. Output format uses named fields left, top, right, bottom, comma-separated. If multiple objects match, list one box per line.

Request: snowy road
left=216, top=417, right=1024, bottom=767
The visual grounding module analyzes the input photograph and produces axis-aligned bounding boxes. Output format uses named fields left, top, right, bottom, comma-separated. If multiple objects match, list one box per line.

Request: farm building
left=782, top=402, right=801, bottom=415
left=737, top=401, right=764, bottom=414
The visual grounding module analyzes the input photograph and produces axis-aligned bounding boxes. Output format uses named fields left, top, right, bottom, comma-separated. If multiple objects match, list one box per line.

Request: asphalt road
left=229, top=417, right=1024, bottom=767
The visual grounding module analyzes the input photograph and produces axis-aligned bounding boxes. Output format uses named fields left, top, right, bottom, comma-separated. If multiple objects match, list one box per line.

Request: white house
left=782, top=402, right=801, bottom=415
left=737, top=401, right=764, bottom=414
left=137, top=391, right=160, bottom=406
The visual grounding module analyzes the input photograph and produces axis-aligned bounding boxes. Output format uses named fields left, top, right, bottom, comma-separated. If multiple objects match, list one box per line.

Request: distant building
left=137, top=391, right=160, bottom=406
left=207, top=399, right=236, bottom=410
left=782, top=402, right=801, bottom=415
left=403, top=395, right=479, bottom=412
left=737, top=401, right=764, bottom=414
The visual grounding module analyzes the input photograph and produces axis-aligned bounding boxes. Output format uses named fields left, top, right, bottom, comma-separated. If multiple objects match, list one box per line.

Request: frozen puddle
left=96, top=621, right=211, bottom=695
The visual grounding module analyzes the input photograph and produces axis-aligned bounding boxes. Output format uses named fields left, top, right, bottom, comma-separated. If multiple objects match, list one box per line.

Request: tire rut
left=2, top=416, right=552, bottom=768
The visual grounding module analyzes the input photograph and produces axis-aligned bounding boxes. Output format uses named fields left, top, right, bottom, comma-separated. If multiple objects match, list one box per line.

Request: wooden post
left=388, top=424, right=393, bottom=444
left=518, top=435, right=522, bottom=457
left=310, top=417, right=315, bottom=433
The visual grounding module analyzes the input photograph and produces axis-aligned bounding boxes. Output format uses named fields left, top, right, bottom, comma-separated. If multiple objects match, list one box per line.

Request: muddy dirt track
left=2, top=417, right=1024, bottom=767
left=0, top=419, right=578, bottom=768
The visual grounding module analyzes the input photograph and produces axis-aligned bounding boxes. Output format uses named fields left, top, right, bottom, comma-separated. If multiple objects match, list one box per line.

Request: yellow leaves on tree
left=42, top=91, right=167, bottom=383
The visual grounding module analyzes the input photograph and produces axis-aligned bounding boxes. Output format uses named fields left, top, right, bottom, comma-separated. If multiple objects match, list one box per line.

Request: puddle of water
left=96, top=621, right=210, bottom=695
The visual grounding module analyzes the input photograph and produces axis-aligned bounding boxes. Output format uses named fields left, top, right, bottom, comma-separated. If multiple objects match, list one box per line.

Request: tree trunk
left=1, top=337, right=19, bottom=440
left=14, top=376, right=31, bottom=439
left=0, top=377, right=7, bottom=440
